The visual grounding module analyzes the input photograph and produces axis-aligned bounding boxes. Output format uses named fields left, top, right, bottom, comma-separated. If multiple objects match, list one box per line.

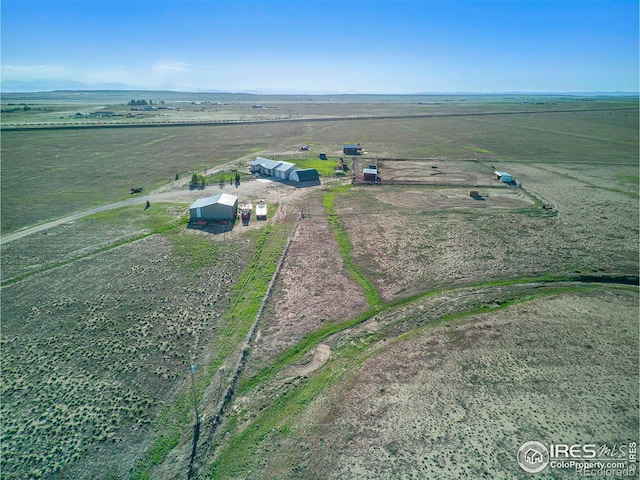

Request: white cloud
left=151, top=61, right=193, bottom=73
left=1, top=65, right=73, bottom=80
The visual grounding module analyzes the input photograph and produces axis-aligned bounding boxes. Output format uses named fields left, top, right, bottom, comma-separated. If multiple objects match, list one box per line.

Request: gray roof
left=363, top=168, right=377, bottom=175
left=274, top=161, right=296, bottom=172
left=250, top=157, right=282, bottom=170
left=190, top=193, right=238, bottom=209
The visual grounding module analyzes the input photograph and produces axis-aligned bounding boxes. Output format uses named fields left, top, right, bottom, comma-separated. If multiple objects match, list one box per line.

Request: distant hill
left=0, top=89, right=257, bottom=104
left=1, top=79, right=139, bottom=93
left=2, top=85, right=637, bottom=105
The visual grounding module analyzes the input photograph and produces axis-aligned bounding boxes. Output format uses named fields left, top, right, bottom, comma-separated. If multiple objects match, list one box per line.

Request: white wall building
left=189, top=193, right=238, bottom=221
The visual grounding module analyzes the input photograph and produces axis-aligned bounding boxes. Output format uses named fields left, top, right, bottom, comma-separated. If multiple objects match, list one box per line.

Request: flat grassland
left=252, top=288, right=639, bottom=479
left=1, top=204, right=262, bottom=479
left=1, top=94, right=638, bottom=480
left=2, top=96, right=636, bottom=235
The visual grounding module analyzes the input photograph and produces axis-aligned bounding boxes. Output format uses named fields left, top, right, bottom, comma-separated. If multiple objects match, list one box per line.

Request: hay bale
left=469, top=190, right=480, bottom=198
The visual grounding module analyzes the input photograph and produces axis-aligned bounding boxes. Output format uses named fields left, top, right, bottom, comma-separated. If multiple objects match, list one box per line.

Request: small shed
left=290, top=168, right=320, bottom=183
left=343, top=144, right=362, bottom=155
left=190, top=193, right=238, bottom=221
left=319, top=153, right=327, bottom=160
left=363, top=168, right=378, bottom=181
left=494, top=171, right=513, bottom=183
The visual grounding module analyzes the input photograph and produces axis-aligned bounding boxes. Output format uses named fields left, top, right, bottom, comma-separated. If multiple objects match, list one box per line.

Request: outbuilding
left=363, top=168, right=378, bottom=181
left=343, top=144, right=362, bottom=155
left=290, top=168, right=320, bottom=183
left=494, top=171, right=513, bottom=183
left=189, top=193, right=238, bottom=221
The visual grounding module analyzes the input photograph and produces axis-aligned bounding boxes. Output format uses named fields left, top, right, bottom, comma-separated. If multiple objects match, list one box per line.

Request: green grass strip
left=238, top=307, right=378, bottom=394
left=211, top=363, right=338, bottom=478
left=238, top=272, right=637, bottom=395
left=322, top=186, right=382, bottom=307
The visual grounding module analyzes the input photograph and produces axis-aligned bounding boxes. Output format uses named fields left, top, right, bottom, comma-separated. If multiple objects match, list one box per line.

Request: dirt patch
left=376, top=187, right=533, bottom=210
left=277, top=289, right=639, bottom=479
left=357, top=159, right=496, bottom=186
left=286, top=344, right=331, bottom=376
left=336, top=176, right=637, bottom=301
left=246, top=193, right=369, bottom=375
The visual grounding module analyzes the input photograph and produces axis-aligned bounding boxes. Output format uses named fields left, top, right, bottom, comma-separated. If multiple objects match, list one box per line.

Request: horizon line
left=2, top=88, right=639, bottom=96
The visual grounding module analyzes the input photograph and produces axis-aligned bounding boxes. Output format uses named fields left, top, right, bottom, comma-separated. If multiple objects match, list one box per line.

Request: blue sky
left=1, top=0, right=638, bottom=93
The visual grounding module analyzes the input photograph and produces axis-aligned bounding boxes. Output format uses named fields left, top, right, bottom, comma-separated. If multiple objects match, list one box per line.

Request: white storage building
left=189, top=193, right=238, bottom=221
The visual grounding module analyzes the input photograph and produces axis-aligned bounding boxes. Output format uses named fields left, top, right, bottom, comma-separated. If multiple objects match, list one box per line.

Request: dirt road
left=1, top=161, right=319, bottom=244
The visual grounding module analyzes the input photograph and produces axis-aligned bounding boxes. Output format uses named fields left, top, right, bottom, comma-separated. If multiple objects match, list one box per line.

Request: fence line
left=188, top=217, right=300, bottom=479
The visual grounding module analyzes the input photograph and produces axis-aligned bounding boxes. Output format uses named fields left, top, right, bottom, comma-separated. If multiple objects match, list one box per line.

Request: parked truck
left=255, top=200, right=267, bottom=221
left=240, top=203, right=252, bottom=226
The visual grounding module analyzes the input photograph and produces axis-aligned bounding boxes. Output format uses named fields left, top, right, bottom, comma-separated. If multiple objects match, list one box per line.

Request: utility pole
left=351, top=157, right=356, bottom=183
left=188, top=350, right=201, bottom=425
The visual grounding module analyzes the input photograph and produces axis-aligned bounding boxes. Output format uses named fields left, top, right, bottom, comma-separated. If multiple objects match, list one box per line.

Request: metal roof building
left=290, top=168, right=320, bottom=183
left=249, top=157, right=283, bottom=175
left=343, top=144, right=362, bottom=155
left=274, top=161, right=297, bottom=179
left=189, top=193, right=238, bottom=221
left=363, top=168, right=378, bottom=181
left=494, top=171, right=513, bottom=183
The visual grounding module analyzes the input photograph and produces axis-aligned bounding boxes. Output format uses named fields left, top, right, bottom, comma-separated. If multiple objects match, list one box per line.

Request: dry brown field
left=256, top=288, right=638, bottom=479
left=334, top=161, right=638, bottom=301
left=2, top=97, right=637, bottom=234
left=246, top=191, right=370, bottom=376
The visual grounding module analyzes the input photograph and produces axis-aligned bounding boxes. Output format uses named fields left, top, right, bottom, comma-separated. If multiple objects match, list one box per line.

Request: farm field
left=1, top=94, right=638, bottom=479
left=3, top=91, right=636, bottom=128
left=1, top=202, right=296, bottom=480
left=335, top=177, right=637, bottom=301
left=230, top=287, right=638, bottom=479
left=2, top=95, right=637, bottom=235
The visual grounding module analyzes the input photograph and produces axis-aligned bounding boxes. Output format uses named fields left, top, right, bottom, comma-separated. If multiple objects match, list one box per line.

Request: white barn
left=190, top=194, right=238, bottom=221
